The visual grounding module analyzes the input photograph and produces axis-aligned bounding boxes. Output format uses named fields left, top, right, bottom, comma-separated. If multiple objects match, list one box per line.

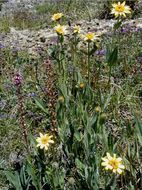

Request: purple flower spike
left=134, top=27, right=142, bottom=33
left=121, top=28, right=130, bottom=34
left=14, top=73, right=23, bottom=86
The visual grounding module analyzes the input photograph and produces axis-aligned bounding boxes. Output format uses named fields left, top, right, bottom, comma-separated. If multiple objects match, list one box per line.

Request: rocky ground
left=0, top=0, right=46, bottom=14
left=0, top=18, right=142, bottom=58
left=0, top=0, right=142, bottom=58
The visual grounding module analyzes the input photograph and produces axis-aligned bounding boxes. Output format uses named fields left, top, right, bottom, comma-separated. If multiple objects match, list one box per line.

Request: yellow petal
left=117, top=168, right=123, bottom=174
left=123, top=13, right=126, bottom=17
left=107, top=165, right=113, bottom=170
left=112, top=3, right=117, bottom=8
left=45, top=146, right=49, bottom=150
left=112, top=169, right=117, bottom=173
left=40, top=145, right=44, bottom=149
left=113, top=154, right=116, bottom=158
left=39, top=133, right=43, bottom=137
left=105, top=167, right=109, bottom=170
left=48, top=140, right=54, bottom=144
left=115, top=13, right=119, bottom=17
left=101, top=162, right=107, bottom=166
left=102, top=157, right=108, bottom=162
left=106, top=153, right=112, bottom=160
left=122, top=1, right=126, bottom=6
left=119, top=164, right=125, bottom=169
left=49, top=135, right=53, bottom=139
left=116, top=157, right=122, bottom=162
left=36, top=138, right=40, bottom=142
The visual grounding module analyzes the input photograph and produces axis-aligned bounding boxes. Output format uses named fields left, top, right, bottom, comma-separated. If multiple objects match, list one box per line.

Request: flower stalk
left=87, top=42, right=91, bottom=85
left=14, top=73, right=29, bottom=152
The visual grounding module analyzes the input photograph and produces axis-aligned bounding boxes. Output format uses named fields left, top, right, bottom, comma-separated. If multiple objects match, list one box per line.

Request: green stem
left=88, top=42, right=91, bottom=85
left=71, top=35, right=77, bottom=95
left=60, top=39, right=66, bottom=80
left=57, top=35, right=61, bottom=72
left=98, top=60, right=101, bottom=84
left=73, top=35, right=77, bottom=81
left=108, top=65, right=112, bottom=85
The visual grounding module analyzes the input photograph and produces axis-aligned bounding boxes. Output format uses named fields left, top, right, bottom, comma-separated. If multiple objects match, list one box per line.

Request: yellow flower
left=84, top=32, right=95, bottom=42
left=51, top=13, right=63, bottom=21
left=101, top=153, right=125, bottom=174
left=111, top=1, right=131, bottom=17
left=84, top=32, right=97, bottom=42
left=36, top=133, right=54, bottom=150
left=54, top=24, right=66, bottom=35
left=73, top=25, right=81, bottom=34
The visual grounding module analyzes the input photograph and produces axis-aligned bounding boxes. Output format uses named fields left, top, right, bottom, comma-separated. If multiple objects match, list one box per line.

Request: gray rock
left=0, top=0, right=46, bottom=16
left=0, top=18, right=142, bottom=58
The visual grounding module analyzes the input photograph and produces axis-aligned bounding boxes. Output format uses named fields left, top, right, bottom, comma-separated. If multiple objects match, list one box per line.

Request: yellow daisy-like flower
left=101, top=153, right=125, bottom=174
left=111, top=1, right=131, bottom=17
left=51, top=13, right=63, bottom=21
left=73, top=25, right=81, bottom=34
left=54, top=24, right=66, bottom=35
left=84, top=32, right=96, bottom=42
left=36, top=133, right=54, bottom=150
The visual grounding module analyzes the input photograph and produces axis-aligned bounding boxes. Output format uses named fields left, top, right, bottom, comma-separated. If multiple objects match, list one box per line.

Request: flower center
left=57, top=28, right=64, bottom=34
left=55, top=16, right=59, bottom=19
left=54, top=15, right=61, bottom=20
left=109, top=160, right=119, bottom=169
left=115, top=5, right=125, bottom=12
left=86, top=33, right=94, bottom=40
left=41, top=137, right=49, bottom=145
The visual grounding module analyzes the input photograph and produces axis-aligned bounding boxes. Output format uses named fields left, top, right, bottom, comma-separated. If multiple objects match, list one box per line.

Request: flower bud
left=14, top=73, right=23, bottom=86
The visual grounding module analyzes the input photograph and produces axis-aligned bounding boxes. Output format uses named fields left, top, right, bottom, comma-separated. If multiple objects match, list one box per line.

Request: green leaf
left=20, top=165, right=31, bottom=188
left=114, top=20, right=122, bottom=30
left=107, top=47, right=118, bottom=67
left=88, top=115, right=97, bottom=128
left=105, top=175, right=116, bottom=190
left=34, top=98, right=48, bottom=114
left=26, top=162, right=40, bottom=190
left=4, top=171, right=22, bottom=190
left=128, top=182, right=135, bottom=190
left=75, top=158, right=85, bottom=171
left=89, top=43, right=98, bottom=56
left=74, top=131, right=82, bottom=142
left=58, top=35, right=64, bottom=44
left=135, top=117, right=142, bottom=145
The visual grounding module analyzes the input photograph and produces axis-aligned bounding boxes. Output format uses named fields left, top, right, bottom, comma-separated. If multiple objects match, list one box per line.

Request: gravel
left=0, top=0, right=46, bottom=16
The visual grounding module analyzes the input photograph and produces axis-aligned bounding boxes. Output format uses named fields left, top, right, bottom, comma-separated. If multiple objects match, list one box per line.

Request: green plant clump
left=0, top=1, right=142, bottom=190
